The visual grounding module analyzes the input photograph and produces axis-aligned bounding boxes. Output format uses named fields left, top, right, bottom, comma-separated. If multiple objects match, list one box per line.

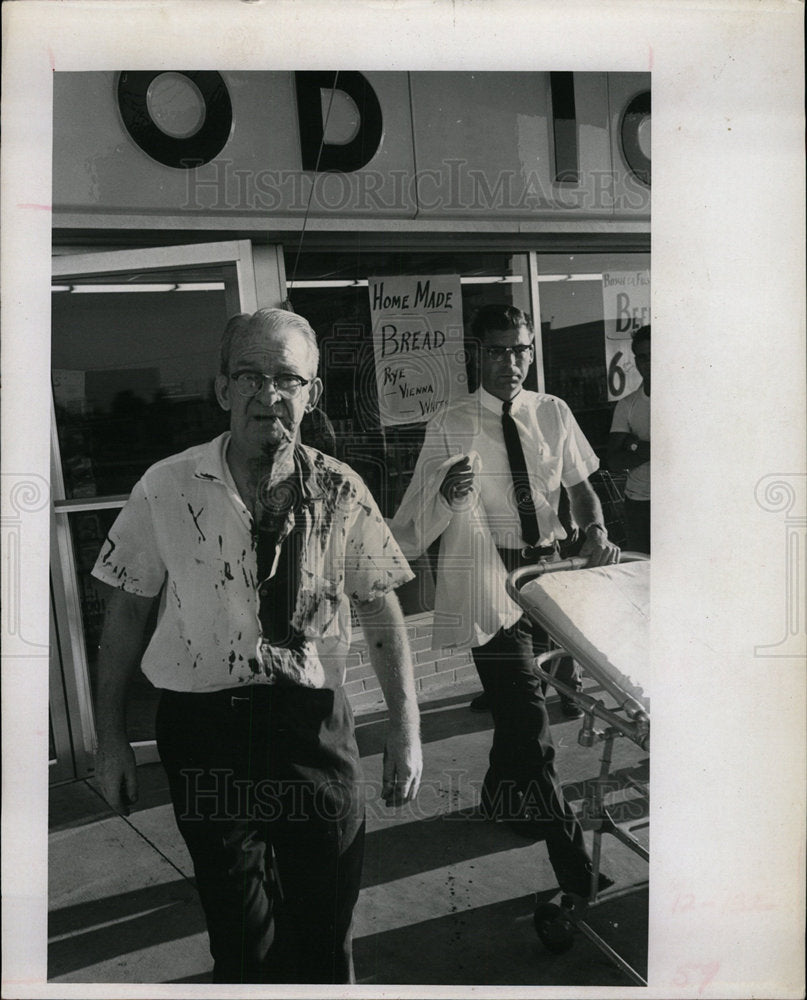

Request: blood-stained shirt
left=91, top=433, right=414, bottom=692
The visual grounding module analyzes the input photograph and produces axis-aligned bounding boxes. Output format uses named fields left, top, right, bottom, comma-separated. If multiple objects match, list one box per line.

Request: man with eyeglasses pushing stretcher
left=391, top=303, right=619, bottom=927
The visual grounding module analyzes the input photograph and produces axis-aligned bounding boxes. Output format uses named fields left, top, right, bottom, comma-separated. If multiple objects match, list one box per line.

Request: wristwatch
left=583, top=522, right=607, bottom=537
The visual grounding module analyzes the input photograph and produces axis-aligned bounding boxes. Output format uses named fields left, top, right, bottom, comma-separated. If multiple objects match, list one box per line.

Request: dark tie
left=502, top=399, right=541, bottom=546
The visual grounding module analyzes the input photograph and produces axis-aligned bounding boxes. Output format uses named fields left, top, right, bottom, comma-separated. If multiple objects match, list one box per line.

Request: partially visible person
left=608, top=325, right=650, bottom=554
left=93, top=307, right=422, bottom=984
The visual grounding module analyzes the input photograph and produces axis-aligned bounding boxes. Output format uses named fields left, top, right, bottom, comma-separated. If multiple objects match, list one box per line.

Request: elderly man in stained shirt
left=391, top=303, right=618, bottom=903
left=92, top=307, right=422, bottom=984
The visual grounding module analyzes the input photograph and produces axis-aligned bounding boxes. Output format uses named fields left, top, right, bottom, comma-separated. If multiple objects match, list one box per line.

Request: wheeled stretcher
left=505, top=553, right=650, bottom=986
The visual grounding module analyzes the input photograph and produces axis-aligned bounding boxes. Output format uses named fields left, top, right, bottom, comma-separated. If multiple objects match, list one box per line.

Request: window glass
left=536, top=252, right=650, bottom=458
left=536, top=251, right=650, bottom=546
left=52, top=274, right=230, bottom=499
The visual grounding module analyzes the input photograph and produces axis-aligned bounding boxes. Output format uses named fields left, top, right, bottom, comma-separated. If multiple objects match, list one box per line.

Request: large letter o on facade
left=117, top=71, right=233, bottom=168
left=620, top=91, right=651, bottom=187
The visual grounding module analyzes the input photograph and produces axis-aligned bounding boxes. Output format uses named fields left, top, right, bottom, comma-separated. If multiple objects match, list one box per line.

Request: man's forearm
left=95, top=588, right=155, bottom=746
left=567, top=480, right=621, bottom=565
left=354, top=593, right=419, bottom=732
left=355, top=591, right=423, bottom=805
left=568, top=481, right=606, bottom=534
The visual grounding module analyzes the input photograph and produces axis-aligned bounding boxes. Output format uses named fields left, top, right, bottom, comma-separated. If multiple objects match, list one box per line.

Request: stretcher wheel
left=533, top=902, right=575, bottom=954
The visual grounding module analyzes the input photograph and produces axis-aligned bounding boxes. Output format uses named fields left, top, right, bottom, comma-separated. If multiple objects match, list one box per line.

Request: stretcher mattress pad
left=519, top=561, right=650, bottom=710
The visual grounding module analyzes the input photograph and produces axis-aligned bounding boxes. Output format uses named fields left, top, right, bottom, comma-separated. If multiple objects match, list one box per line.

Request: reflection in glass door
left=50, top=240, right=284, bottom=779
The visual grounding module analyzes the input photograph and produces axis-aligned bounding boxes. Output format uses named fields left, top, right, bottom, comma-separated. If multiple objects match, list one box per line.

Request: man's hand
left=579, top=524, right=620, bottom=567
left=382, top=723, right=423, bottom=807
left=439, top=456, right=474, bottom=507
left=567, top=480, right=620, bottom=567
left=94, top=738, right=139, bottom=814
left=92, top=587, right=155, bottom=814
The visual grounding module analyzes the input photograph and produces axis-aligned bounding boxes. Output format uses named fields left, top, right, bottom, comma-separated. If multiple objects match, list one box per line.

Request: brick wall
left=343, top=612, right=476, bottom=715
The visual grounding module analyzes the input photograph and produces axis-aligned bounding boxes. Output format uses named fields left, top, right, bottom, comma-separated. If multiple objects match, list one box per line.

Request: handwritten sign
left=601, top=270, right=650, bottom=401
left=369, top=274, right=467, bottom=426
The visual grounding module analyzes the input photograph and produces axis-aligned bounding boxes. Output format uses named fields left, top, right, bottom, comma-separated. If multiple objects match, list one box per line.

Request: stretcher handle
left=506, top=551, right=648, bottom=600
left=535, top=652, right=650, bottom=749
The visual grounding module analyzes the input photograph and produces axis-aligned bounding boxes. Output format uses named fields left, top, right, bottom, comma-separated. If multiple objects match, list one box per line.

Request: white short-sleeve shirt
left=473, top=387, right=599, bottom=547
left=92, top=434, right=414, bottom=692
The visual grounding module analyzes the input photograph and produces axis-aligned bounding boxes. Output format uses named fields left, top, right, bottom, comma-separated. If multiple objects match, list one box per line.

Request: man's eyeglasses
left=484, top=343, right=534, bottom=362
left=230, top=370, right=310, bottom=399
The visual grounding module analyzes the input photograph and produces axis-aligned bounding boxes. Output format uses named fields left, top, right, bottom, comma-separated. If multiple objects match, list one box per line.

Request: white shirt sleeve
left=91, top=478, right=167, bottom=597
left=343, top=482, right=415, bottom=603
left=557, top=399, right=600, bottom=488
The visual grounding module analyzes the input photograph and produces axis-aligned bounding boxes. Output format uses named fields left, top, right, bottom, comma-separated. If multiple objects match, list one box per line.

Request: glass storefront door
left=49, top=240, right=285, bottom=782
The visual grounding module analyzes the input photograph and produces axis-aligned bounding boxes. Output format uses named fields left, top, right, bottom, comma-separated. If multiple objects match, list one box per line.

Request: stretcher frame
left=505, top=553, right=650, bottom=987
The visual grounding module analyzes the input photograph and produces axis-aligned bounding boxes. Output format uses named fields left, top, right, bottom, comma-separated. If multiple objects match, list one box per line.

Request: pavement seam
left=82, top=779, right=196, bottom=885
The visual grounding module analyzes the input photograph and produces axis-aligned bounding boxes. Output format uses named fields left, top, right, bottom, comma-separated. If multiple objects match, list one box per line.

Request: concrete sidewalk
left=48, top=680, right=649, bottom=987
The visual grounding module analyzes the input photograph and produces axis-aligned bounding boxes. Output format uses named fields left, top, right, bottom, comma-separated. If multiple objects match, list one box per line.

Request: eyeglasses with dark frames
left=230, top=370, right=310, bottom=399
left=484, top=343, right=535, bottom=362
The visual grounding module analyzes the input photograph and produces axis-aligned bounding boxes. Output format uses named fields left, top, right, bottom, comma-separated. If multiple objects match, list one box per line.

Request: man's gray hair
left=219, top=307, right=320, bottom=376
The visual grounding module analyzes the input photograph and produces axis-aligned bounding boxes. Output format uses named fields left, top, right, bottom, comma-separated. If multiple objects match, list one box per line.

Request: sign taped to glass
left=601, top=269, right=650, bottom=401
left=369, top=274, right=467, bottom=427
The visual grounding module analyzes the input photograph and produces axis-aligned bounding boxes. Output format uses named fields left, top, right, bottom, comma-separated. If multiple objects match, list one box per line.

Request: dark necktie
left=501, top=400, right=541, bottom=546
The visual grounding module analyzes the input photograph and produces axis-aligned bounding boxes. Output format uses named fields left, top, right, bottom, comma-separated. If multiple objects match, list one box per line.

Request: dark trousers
left=155, top=684, right=365, bottom=984
left=624, top=498, right=651, bottom=554
left=471, top=549, right=593, bottom=895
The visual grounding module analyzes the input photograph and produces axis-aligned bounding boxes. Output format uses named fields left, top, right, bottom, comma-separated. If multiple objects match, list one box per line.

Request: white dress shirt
left=390, top=387, right=599, bottom=647
left=471, top=387, right=599, bottom=547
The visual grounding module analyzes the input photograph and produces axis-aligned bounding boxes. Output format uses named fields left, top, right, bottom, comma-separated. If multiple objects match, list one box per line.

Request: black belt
left=161, top=686, right=277, bottom=711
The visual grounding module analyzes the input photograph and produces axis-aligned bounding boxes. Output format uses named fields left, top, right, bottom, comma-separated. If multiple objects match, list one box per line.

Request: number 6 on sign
left=608, top=350, right=626, bottom=398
